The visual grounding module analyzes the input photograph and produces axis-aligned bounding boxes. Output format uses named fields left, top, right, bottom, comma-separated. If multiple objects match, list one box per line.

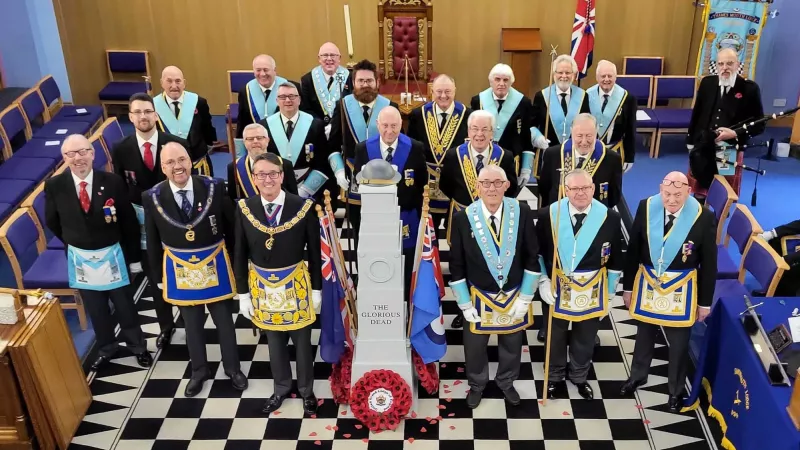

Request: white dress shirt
left=434, top=102, right=456, bottom=127
left=72, top=170, right=94, bottom=201
left=135, top=130, right=159, bottom=161
left=568, top=202, right=592, bottom=227
left=666, top=204, right=684, bottom=223
left=599, top=85, right=615, bottom=142
left=557, top=86, right=571, bottom=105
left=166, top=92, right=184, bottom=116
left=379, top=138, right=399, bottom=161
left=262, top=80, right=276, bottom=96
left=281, top=111, right=300, bottom=133
left=481, top=200, right=503, bottom=235
left=261, top=189, right=286, bottom=224
left=169, top=177, right=194, bottom=210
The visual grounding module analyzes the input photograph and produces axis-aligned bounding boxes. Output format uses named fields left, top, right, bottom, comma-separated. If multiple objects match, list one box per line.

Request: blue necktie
left=177, top=190, right=192, bottom=219
left=385, top=147, right=394, bottom=164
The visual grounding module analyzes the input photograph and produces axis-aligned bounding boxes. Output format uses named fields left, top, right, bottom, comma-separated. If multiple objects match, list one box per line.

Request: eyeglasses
left=130, top=110, right=155, bottom=116
left=162, top=156, right=190, bottom=167
left=254, top=171, right=282, bottom=180
left=566, top=185, right=593, bottom=193
left=244, top=136, right=267, bottom=142
left=469, top=126, right=492, bottom=134
left=277, top=94, right=299, bottom=101
left=355, top=79, right=376, bottom=86
left=478, top=180, right=506, bottom=188
left=319, top=53, right=340, bottom=59
left=662, top=180, right=689, bottom=188
left=63, top=148, right=93, bottom=158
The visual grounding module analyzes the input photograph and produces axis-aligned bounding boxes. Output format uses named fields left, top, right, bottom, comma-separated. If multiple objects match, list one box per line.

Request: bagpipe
left=688, top=105, right=800, bottom=197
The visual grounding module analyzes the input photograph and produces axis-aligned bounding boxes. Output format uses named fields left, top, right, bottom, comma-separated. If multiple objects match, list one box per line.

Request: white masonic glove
left=533, top=135, right=550, bottom=150
left=458, top=301, right=481, bottom=323
left=238, top=293, right=255, bottom=320
left=511, top=295, right=533, bottom=321
left=312, top=290, right=322, bottom=313
left=129, top=262, right=143, bottom=274
left=538, top=277, right=556, bottom=306
left=335, top=170, right=349, bottom=191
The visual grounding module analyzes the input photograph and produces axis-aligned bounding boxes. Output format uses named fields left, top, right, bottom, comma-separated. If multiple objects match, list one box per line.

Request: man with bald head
left=687, top=47, right=764, bottom=191
left=300, top=42, right=353, bottom=128
left=46, top=135, right=152, bottom=372
left=407, top=74, right=471, bottom=224
left=155, top=65, right=217, bottom=176
left=143, top=142, right=247, bottom=397
left=587, top=60, right=637, bottom=172
left=620, top=171, right=716, bottom=412
left=352, top=106, right=427, bottom=293
left=236, top=54, right=301, bottom=138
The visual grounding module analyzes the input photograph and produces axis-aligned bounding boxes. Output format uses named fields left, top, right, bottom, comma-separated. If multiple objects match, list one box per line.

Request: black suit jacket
left=470, top=93, right=533, bottom=159
left=687, top=75, right=764, bottom=147
left=594, top=88, right=637, bottom=164
left=236, top=80, right=302, bottom=138
left=142, top=176, right=235, bottom=284
left=156, top=94, right=216, bottom=165
left=260, top=115, right=331, bottom=175
left=623, top=199, right=717, bottom=307
left=449, top=201, right=539, bottom=291
left=300, top=70, right=353, bottom=122
left=45, top=170, right=141, bottom=264
left=233, top=193, right=321, bottom=292
left=531, top=88, right=591, bottom=145
left=538, top=144, right=623, bottom=208
left=111, top=131, right=191, bottom=206
left=536, top=205, right=623, bottom=276
left=328, top=97, right=399, bottom=173
left=226, top=157, right=298, bottom=202
left=406, top=104, right=472, bottom=167
left=439, top=145, right=517, bottom=206
left=352, top=136, right=428, bottom=212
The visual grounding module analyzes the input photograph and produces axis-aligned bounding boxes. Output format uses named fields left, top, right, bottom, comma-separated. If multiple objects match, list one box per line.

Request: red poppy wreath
left=349, top=369, right=412, bottom=432
left=412, top=350, right=440, bottom=395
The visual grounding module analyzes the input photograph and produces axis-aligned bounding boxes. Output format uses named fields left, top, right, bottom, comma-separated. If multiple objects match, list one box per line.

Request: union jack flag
left=571, top=0, right=596, bottom=80
left=319, top=214, right=354, bottom=363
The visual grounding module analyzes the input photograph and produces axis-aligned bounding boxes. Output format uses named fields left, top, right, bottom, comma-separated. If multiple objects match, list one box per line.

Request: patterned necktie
left=601, top=94, right=609, bottom=113
left=362, top=105, right=370, bottom=123
left=143, top=142, right=154, bottom=170
left=489, top=215, right=499, bottom=236
left=475, top=154, right=485, bottom=175
left=265, top=203, right=281, bottom=226
left=574, top=213, right=587, bottom=234
left=439, top=112, right=448, bottom=132
left=560, top=93, right=568, bottom=115
left=173, top=101, right=180, bottom=117
left=177, top=190, right=192, bottom=220
left=286, top=120, right=294, bottom=139
left=78, top=181, right=90, bottom=213
left=665, top=214, right=676, bottom=234
left=385, top=147, right=394, bottom=163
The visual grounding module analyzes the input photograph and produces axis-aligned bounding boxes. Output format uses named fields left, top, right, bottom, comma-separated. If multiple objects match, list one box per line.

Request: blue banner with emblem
left=162, top=241, right=236, bottom=306
left=695, top=0, right=769, bottom=80
left=67, top=243, right=129, bottom=291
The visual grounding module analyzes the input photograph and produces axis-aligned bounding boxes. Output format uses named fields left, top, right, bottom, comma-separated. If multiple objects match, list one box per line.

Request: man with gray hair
left=226, top=123, right=298, bottom=201
left=470, top=64, right=534, bottom=185
left=531, top=54, right=590, bottom=176
left=587, top=60, right=637, bottom=172
left=535, top=168, right=623, bottom=400
left=236, top=54, right=301, bottom=138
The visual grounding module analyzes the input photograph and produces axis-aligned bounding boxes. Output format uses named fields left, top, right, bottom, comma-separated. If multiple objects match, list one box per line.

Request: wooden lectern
left=501, top=28, right=543, bottom=98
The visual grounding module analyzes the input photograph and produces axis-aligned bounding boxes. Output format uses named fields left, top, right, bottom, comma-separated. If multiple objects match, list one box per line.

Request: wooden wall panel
left=54, top=0, right=705, bottom=115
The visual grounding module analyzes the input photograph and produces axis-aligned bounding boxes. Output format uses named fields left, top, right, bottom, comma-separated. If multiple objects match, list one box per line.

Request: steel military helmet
left=355, top=159, right=401, bottom=186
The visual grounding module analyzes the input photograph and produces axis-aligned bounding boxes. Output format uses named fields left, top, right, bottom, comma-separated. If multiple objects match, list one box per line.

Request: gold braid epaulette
left=237, top=199, right=313, bottom=236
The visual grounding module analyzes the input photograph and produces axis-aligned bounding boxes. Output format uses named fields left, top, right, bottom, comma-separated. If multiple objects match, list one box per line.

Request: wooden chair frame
left=709, top=175, right=739, bottom=245
left=101, top=50, right=152, bottom=118
left=738, top=236, right=790, bottom=297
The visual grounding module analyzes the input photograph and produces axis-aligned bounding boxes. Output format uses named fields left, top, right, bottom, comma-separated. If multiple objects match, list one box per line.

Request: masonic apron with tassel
left=629, top=195, right=702, bottom=327
left=237, top=198, right=317, bottom=331
left=422, top=101, right=466, bottom=214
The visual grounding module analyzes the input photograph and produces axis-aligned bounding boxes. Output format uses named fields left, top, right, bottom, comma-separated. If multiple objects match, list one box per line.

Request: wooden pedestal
left=788, top=369, right=800, bottom=430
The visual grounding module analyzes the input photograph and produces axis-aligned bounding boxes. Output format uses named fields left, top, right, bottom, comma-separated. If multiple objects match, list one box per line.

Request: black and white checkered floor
left=68, top=189, right=718, bottom=450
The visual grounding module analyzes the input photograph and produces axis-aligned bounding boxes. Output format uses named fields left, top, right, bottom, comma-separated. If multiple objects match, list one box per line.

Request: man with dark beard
left=687, top=48, right=764, bottom=192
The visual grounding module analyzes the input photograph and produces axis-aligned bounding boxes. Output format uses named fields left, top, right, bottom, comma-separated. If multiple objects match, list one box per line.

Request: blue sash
left=478, top=88, right=523, bottom=139
left=133, top=204, right=146, bottom=250
left=465, top=198, right=520, bottom=290
left=154, top=91, right=198, bottom=139
left=365, top=133, right=412, bottom=173
left=630, top=265, right=697, bottom=327
left=422, top=101, right=467, bottom=166
left=552, top=267, right=608, bottom=321
left=541, top=85, right=586, bottom=143
left=162, top=241, right=236, bottom=306
left=235, top=156, right=259, bottom=198
left=456, top=143, right=505, bottom=202
left=344, top=94, right=390, bottom=142
left=469, top=285, right=530, bottom=334
left=550, top=199, right=607, bottom=276
left=249, top=262, right=316, bottom=331
left=587, top=85, right=626, bottom=140
left=246, top=77, right=287, bottom=122
left=781, top=235, right=800, bottom=256
left=646, top=195, right=702, bottom=280
left=311, top=65, right=349, bottom=118
left=67, top=243, right=129, bottom=291
left=266, top=111, right=314, bottom=165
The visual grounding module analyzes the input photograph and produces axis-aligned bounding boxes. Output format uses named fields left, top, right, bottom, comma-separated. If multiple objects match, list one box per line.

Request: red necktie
left=79, top=181, right=90, bottom=213
left=143, top=142, right=155, bottom=170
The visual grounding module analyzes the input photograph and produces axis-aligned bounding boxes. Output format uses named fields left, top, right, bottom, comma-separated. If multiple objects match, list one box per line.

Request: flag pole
left=543, top=45, right=558, bottom=174
left=407, top=184, right=431, bottom=339
left=322, top=191, right=358, bottom=335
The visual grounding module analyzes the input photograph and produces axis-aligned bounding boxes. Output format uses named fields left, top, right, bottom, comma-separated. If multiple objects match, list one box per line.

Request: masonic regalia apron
left=629, top=195, right=703, bottom=327
left=248, top=261, right=316, bottom=331
left=540, top=85, right=586, bottom=145
left=154, top=91, right=212, bottom=177
left=446, top=143, right=506, bottom=244
left=422, top=102, right=466, bottom=215
left=162, top=240, right=236, bottom=306
left=549, top=198, right=611, bottom=321
left=67, top=243, right=129, bottom=291
left=311, top=65, right=349, bottom=123
left=559, top=139, right=608, bottom=200
left=342, top=95, right=391, bottom=205
left=465, top=198, right=531, bottom=334
left=133, top=204, right=147, bottom=249
left=588, top=84, right=627, bottom=165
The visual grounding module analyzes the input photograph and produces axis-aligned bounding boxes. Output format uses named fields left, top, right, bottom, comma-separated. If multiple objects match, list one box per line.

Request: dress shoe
left=136, top=352, right=153, bottom=368
left=303, top=394, right=318, bottom=416
left=667, top=395, right=683, bottom=413
left=502, top=386, right=521, bottom=406
left=227, top=370, right=248, bottom=391
left=156, top=328, right=175, bottom=349
left=184, top=371, right=210, bottom=398
left=451, top=315, right=463, bottom=329
left=547, top=380, right=568, bottom=399
left=466, top=388, right=482, bottom=409
left=573, top=382, right=594, bottom=400
left=537, top=328, right=546, bottom=343
left=90, top=355, right=112, bottom=372
left=619, top=378, right=647, bottom=397
left=262, top=394, right=287, bottom=414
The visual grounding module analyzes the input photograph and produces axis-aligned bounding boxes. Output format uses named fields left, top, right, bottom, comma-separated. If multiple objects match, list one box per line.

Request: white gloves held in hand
left=760, top=230, right=777, bottom=242
left=517, top=169, right=531, bottom=188
left=238, top=293, right=255, bottom=320
left=335, top=170, right=349, bottom=191
left=129, top=262, right=143, bottom=274
left=509, top=297, right=532, bottom=321
left=311, top=290, right=322, bottom=313
left=538, top=277, right=555, bottom=306
left=533, top=135, right=550, bottom=150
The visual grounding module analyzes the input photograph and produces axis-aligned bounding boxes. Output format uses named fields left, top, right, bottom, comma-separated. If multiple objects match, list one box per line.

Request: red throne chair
left=377, top=0, right=435, bottom=97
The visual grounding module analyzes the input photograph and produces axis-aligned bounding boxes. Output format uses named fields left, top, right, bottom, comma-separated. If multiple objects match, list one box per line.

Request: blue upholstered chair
left=21, top=165, right=68, bottom=250
left=717, top=203, right=762, bottom=280
left=17, top=88, right=93, bottom=139
left=0, top=104, right=31, bottom=157
left=90, top=132, right=111, bottom=172
left=651, top=76, right=697, bottom=158
left=98, top=50, right=151, bottom=116
left=615, top=75, right=657, bottom=155
left=100, top=117, right=124, bottom=149
left=0, top=208, right=86, bottom=329
left=36, top=75, right=105, bottom=133
left=739, top=236, right=790, bottom=297
left=226, top=70, right=253, bottom=158
left=623, top=56, right=664, bottom=76
left=705, top=175, right=738, bottom=245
